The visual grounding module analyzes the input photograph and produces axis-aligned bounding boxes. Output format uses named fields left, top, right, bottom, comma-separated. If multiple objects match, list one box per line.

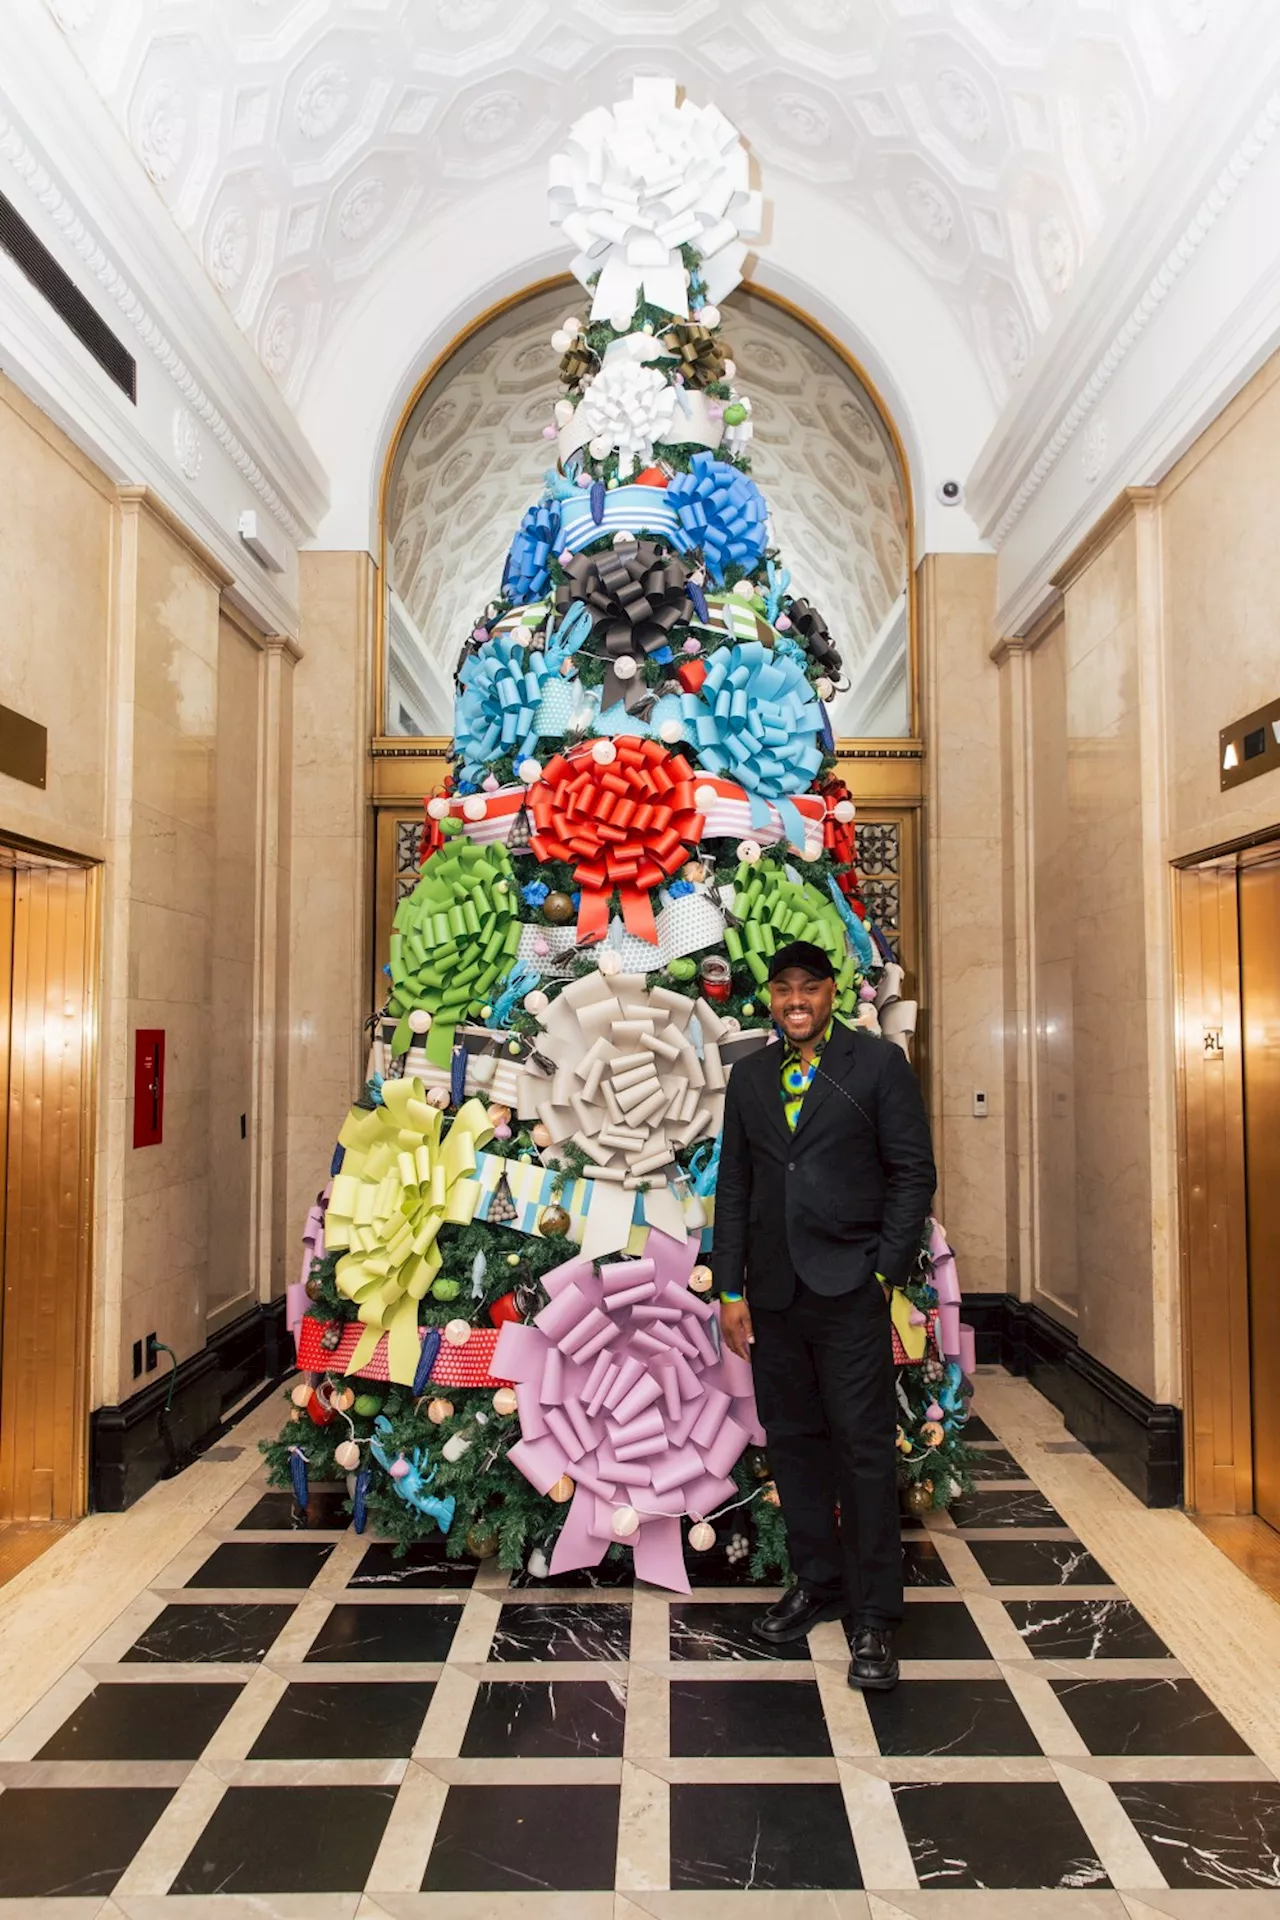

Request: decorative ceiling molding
left=0, top=104, right=310, bottom=544
left=985, top=89, right=1280, bottom=547
left=43, top=0, right=1247, bottom=407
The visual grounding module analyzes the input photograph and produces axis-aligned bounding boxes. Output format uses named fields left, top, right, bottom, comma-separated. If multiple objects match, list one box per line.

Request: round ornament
left=542, top=892, right=575, bottom=925
left=539, top=1204, right=572, bottom=1238
left=530, top=1123, right=552, bottom=1148
left=427, top=795, right=451, bottom=822
left=426, top=1397, right=454, bottom=1425
left=466, top=1526, right=500, bottom=1559
left=305, top=1274, right=325, bottom=1302
left=444, top=1318, right=472, bottom=1346
left=688, top=1521, right=716, bottom=1552
left=389, top=1454, right=411, bottom=1480
left=425, top=1087, right=451, bottom=1110
left=408, top=1008, right=432, bottom=1034
left=353, top=1393, right=384, bottom=1419
left=904, top=1482, right=934, bottom=1518
left=688, top=1265, right=714, bottom=1294
left=432, top=1276, right=461, bottom=1301
left=334, top=1439, right=361, bottom=1471
left=523, top=990, right=549, bottom=1017
left=549, top=1475, right=575, bottom=1503
left=612, top=1504, right=641, bottom=1538
left=492, top=1387, right=519, bottom=1416
left=291, top=1381, right=312, bottom=1408
left=332, top=1387, right=355, bottom=1413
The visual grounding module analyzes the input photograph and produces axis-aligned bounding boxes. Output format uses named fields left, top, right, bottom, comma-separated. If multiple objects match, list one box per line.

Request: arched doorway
left=369, top=282, right=925, bottom=1054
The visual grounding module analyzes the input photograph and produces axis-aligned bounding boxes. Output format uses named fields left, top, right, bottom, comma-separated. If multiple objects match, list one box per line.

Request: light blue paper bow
left=455, top=636, right=553, bottom=780
left=678, top=640, right=823, bottom=848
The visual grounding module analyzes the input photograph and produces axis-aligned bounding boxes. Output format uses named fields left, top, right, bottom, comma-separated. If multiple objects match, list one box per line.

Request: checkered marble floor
left=1, top=1395, right=1278, bottom=1919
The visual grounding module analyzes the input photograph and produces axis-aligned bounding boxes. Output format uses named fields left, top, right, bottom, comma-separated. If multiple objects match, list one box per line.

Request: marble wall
left=0, top=375, right=295, bottom=1418
left=920, top=553, right=1010, bottom=1293
left=997, top=351, right=1280, bottom=1411
left=284, top=551, right=375, bottom=1263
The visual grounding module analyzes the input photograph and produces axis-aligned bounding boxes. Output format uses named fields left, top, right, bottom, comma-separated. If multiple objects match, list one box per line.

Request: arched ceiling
left=46, top=0, right=1246, bottom=410
left=385, top=283, right=909, bottom=736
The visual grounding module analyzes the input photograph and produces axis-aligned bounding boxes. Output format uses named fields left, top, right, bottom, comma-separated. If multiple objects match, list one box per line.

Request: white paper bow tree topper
left=549, top=77, right=763, bottom=324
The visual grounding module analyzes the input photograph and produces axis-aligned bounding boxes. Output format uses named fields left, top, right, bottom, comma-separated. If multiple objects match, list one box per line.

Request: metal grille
left=395, top=818, right=423, bottom=901
left=0, top=190, right=136, bottom=401
left=856, top=820, right=901, bottom=956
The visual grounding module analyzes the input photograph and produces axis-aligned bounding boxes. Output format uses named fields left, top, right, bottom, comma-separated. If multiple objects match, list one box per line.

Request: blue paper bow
left=502, top=498, right=561, bottom=604
left=666, top=453, right=768, bottom=585
left=455, top=636, right=554, bottom=781
left=679, top=640, right=823, bottom=846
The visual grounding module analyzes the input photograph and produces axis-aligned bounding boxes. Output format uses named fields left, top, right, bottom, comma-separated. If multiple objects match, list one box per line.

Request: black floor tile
left=36, top=1681, right=242, bottom=1760
left=966, top=1537, right=1114, bottom=1586
left=1113, top=1781, right=1280, bottom=1889
left=186, top=1540, right=334, bottom=1588
left=1050, top=1677, right=1252, bottom=1755
left=461, top=1679, right=626, bottom=1758
left=489, top=1602, right=631, bottom=1662
left=903, top=1538, right=954, bottom=1587
left=0, top=1786, right=173, bottom=1897
left=171, top=1783, right=395, bottom=1893
left=508, top=1554, right=634, bottom=1590
left=684, top=1538, right=774, bottom=1587
left=1005, top=1598, right=1170, bottom=1659
left=875, top=1601, right=989, bottom=1661
left=866, top=1678, right=1042, bottom=1756
left=967, top=1447, right=1030, bottom=1481
left=670, top=1601, right=809, bottom=1662
left=949, top=1487, right=1067, bottom=1529
left=894, top=1780, right=1110, bottom=1889
left=304, top=1601, right=462, bottom=1662
left=237, top=1487, right=351, bottom=1530
left=671, top=1781, right=861, bottom=1890
left=670, top=1679, right=832, bottom=1757
left=249, top=1679, right=435, bottom=1758
left=962, top=1415, right=997, bottom=1442
left=424, top=1784, right=620, bottom=1891
left=122, top=1602, right=294, bottom=1663
left=349, top=1539, right=477, bottom=1589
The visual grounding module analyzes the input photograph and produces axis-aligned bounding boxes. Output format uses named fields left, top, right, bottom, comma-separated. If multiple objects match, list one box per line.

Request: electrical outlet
left=145, top=1331, right=160, bottom=1372
left=132, top=1338, right=143, bottom=1379
left=972, top=1089, right=989, bottom=1118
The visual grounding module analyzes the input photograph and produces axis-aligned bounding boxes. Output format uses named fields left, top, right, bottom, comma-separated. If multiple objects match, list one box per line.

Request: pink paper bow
left=493, top=1230, right=764, bottom=1593
left=288, top=1183, right=331, bottom=1357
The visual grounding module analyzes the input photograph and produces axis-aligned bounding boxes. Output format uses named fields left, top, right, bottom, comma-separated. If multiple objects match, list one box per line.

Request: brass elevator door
left=1240, top=853, right=1280, bottom=1533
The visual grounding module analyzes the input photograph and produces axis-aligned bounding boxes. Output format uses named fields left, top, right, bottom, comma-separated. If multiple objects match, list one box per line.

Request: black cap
left=767, top=939, right=835, bottom=983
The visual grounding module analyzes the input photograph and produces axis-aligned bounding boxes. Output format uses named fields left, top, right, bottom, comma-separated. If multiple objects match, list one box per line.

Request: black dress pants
left=750, top=1277, right=904, bottom=1625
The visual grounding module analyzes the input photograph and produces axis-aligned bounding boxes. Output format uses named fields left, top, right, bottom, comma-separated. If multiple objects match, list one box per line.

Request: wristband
left=720, top=1291, right=744, bottom=1303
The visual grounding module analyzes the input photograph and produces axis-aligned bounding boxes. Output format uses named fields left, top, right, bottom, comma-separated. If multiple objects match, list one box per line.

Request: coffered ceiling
left=46, top=0, right=1246, bottom=409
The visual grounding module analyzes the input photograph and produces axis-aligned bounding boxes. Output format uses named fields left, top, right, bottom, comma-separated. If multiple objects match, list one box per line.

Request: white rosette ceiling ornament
left=549, top=76, right=762, bottom=324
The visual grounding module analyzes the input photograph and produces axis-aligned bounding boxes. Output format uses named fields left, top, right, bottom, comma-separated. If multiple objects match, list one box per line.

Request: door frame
left=0, top=832, right=101, bottom=1522
left=1173, top=827, right=1280, bottom=1517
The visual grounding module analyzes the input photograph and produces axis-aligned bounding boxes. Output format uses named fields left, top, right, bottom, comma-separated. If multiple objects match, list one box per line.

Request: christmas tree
left=266, top=78, right=976, bottom=1588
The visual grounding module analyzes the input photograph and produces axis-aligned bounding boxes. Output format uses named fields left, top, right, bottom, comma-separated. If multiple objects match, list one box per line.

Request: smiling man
left=714, top=940, right=936, bottom=1691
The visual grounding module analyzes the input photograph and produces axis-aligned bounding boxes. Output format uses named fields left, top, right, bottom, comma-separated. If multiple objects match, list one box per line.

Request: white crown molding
left=0, top=0, right=327, bottom=544
left=968, top=7, right=1280, bottom=575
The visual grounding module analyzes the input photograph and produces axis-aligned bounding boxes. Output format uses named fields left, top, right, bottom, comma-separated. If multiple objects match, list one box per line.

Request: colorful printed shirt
left=779, top=1017, right=834, bottom=1130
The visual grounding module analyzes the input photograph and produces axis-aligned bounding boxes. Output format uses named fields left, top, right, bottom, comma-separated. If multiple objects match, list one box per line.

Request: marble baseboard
left=90, top=1301, right=291, bottom=1513
left=961, top=1297, right=1182, bottom=1510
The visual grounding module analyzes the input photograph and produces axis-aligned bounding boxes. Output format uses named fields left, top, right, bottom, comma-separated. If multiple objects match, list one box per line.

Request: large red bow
left=529, top=738, right=704, bottom=946
left=815, top=773, right=865, bottom=910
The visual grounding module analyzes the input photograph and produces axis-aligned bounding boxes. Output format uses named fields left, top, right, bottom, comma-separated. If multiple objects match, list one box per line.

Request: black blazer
left=712, top=1018, right=937, bottom=1310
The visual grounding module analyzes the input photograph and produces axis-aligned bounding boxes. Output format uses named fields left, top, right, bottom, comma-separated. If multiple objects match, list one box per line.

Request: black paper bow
left=555, top=541, right=690, bottom=709
left=786, top=598, right=843, bottom=676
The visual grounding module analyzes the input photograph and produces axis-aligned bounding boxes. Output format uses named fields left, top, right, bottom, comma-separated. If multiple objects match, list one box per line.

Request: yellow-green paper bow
left=323, top=1081, right=495, bottom=1384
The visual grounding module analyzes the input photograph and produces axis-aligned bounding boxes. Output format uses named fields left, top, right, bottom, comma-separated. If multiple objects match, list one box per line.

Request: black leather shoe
left=847, top=1624, right=899, bottom=1691
left=754, top=1586, right=847, bottom=1644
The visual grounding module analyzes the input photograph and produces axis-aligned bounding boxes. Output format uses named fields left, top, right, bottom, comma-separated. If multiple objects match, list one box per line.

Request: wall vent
left=0, top=188, right=136, bottom=401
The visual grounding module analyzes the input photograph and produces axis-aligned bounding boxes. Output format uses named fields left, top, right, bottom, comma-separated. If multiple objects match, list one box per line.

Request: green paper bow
left=388, top=839, right=523, bottom=1066
left=723, top=861, right=857, bottom=1006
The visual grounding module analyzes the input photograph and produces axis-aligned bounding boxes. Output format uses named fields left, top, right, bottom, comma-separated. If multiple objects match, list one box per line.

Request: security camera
left=936, top=479, right=964, bottom=506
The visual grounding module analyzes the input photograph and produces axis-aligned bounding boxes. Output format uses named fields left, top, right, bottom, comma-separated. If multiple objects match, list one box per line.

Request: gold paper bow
left=324, top=1081, right=495, bottom=1383
left=662, top=321, right=728, bottom=390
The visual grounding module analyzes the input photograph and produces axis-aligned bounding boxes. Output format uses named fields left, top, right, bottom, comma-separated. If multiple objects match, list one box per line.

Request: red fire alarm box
left=133, top=1028, right=165, bottom=1148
